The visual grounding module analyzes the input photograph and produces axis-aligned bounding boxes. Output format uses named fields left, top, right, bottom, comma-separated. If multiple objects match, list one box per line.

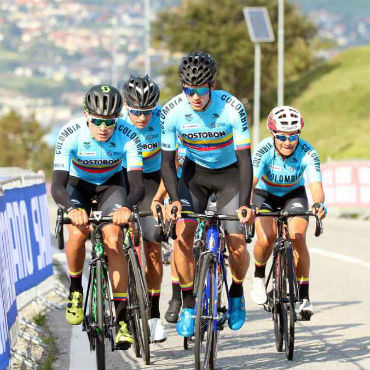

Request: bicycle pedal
left=263, top=303, right=272, bottom=312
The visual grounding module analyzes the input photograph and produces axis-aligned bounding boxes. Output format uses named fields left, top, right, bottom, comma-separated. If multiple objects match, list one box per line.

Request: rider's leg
left=173, top=219, right=197, bottom=308
left=226, top=233, right=249, bottom=297
left=103, top=224, right=128, bottom=321
left=288, top=217, right=309, bottom=299
left=66, top=224, right=89, bottom=293
left=144, top=240, right=163, bottom=318
left=165, top=251, right=182, bottom=323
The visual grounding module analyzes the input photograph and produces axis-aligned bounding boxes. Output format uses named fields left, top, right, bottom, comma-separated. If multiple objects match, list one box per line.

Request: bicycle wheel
left=273, top=253, right=284, bottom=352
left=195, top=252, right=216, bottom=370
left=127, top=247, right=150, bottom=365
left=284, top=242, right=296, bottom=360
left=210, top=262, right=226, bottom=368
left=95, top=259, right=106, bottom=370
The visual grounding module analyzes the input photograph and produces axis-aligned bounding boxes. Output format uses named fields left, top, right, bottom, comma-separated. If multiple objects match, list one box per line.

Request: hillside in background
left=257, top=46, right=370, bottom=162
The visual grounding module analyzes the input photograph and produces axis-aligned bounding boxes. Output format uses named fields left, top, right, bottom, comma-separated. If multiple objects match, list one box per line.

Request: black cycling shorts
left=123, top=169, right=162, bottom=243
left=66, top=172, right=127, bottom=216
left=179, top=158, right=243, bottom=235
left=252, top=186, right=309, bottom=220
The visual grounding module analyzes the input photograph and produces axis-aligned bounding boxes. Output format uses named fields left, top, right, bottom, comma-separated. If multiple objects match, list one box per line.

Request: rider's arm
left=127, top=170, right=145, bottom=208
left=309, top=182, right=325, bottom=204
left=235, top=148, right=253, bottom=207
left=51, top=170, right=74, bottom=212
left=161, top=150, right=178, bottom=201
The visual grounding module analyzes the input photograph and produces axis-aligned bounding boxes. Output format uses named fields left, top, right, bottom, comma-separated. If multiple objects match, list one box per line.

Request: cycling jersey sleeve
left=236, top=149, right=253, bottom=207
left=51, top=170, right=74, bottom=212
left=160, top=103, right=178, bottom=152
left=124, top=131, right=143, bottom=172
left=252, top=139, right=272, bottom=179
left=127, top=170, right=145, bottom=207
left=53, top=126, right=76, bottom=172
left=231, top=99, right=251, bottom=151
left=303, top=147, right=322, bottom=183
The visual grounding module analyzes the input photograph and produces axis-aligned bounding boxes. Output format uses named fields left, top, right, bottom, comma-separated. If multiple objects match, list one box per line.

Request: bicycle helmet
left=122, top=74, right=160, bottom=109
left=84, top=84, right=122, bottom=117
left=267, top=106, right=304, bottom=132
left=178, top=51, right=217, bottom=86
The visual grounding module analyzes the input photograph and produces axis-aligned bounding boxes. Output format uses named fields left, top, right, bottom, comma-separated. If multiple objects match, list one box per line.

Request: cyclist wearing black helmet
left=121, top=74, right=167, bottom=343
left=161, top=52, right=254, bottom=337
left=51, top=84, right=144, bottom=349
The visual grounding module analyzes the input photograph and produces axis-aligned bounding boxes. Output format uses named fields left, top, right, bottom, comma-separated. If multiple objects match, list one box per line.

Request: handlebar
left=255, top=210, right=323, bottom=237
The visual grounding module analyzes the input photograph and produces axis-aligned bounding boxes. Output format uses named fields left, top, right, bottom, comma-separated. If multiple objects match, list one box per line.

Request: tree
left=152, top=0, right=318, bottom=116
left=0, top=111, right=54, bottom=179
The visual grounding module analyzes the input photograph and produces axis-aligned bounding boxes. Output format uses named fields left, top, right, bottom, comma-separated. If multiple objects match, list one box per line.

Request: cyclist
left=250, top=105, right=326, bottom=320
left=121, top=74, right=167, bottom=342
left=51, top=84, right=144, bottom=349
left=161, top=51, right=254, bottom=337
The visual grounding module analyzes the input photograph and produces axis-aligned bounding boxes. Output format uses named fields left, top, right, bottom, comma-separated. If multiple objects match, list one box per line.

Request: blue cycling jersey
left=53, top=117, right=143, bottom=185
left=121, top=106, right=162, bottom=173
left=161, top=90, right=251, bottom=169
left=252, top=137, right=322, bottom=197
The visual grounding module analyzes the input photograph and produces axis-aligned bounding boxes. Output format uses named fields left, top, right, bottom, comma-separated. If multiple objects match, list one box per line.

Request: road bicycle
left=55, top=206, right=152, bottom=369
left=257, top=209, right=323, bottom=360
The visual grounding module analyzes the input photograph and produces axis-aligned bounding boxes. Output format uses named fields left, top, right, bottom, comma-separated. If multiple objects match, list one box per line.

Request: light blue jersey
left=176, top=138, right=186, bottom=178
left=122, top=106, right=162, bottom=173
left=53, top=117, right=143, bottom=185
left=161, top=90, right=251, bottom=169
left=252, top=137, right=322, bottom=197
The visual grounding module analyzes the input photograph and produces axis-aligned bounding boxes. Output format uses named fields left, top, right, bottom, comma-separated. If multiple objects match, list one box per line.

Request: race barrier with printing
left=0, top=171, right=53, bottom=370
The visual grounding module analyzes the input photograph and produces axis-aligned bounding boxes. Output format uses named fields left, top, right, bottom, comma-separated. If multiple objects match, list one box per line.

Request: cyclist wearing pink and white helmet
left=250, top=106, right=326, bottom=320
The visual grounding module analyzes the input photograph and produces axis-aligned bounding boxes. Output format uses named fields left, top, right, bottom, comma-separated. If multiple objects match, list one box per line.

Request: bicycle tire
left=195, top=252, right=215, bottom=370
left=127, top=247, right=150, bottom=365
left=284, top=242, right=296, bottom=360
left=273, top=253, right=284, bottom=352
left=95, top=259, right=106, bottom=370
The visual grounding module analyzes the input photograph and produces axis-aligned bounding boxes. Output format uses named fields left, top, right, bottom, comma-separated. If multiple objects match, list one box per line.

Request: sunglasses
left=183, top=87, right=210, bottom=97
left=128, top=108, right=153, bottom=117
left=89, top=117, right=117, bottom=127
left=273, top=132, right=300, bottom=142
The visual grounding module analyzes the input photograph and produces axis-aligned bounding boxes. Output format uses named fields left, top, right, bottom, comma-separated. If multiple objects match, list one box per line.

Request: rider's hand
left=68, top=208, right=88, bottom=226
left=165, top=200, right=182, bottom=221
left=312, top=203, right=327, bottom=220
left=237, top=205, right=254, bottom=225
left=112, top=206, right=132, bottom=225
left=151, top=199, right=166, bottom=222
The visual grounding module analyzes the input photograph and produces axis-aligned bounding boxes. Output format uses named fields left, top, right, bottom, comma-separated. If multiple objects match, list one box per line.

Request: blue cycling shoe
left=228, top=296, right=246, bottom=331
left=176, top=308, right=195, bottom=337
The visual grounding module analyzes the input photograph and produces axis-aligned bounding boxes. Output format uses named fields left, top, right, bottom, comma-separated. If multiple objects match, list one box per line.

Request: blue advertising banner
left=2, top=184, right=53, bottom=295
left=0, top=196, right=11, bottom=370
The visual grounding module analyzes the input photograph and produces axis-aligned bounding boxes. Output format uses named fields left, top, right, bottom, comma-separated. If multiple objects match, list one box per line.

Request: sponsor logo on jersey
left=147, top=126, right=155, bottom=131
left=182, top=131, right=226, bottom=139
left=79, top=151, right=96, bottom=156
left=107, top=151, right=121, bottom=156
left=181, top=123, right=199, bottom=129
left=146, top=134, right=159, bottom=140
left=83, top=141, right=91, bottom=149
left=109, top=142, right=116, bottom=147
left=142, top=143, right=158, bottom=150
left=269, top=164, right=281, bottom=171
left=185, top=114, right=193, bottom=121
left=212, top=113, right=220, bottom=119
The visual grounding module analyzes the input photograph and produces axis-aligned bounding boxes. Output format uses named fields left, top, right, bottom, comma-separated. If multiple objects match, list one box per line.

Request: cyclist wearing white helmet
left=250, top=106, right=326, bottom=320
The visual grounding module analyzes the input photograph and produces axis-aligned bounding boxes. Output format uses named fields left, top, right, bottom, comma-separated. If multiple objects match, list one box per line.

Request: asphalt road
left=50, top=216, right=370, bottom=370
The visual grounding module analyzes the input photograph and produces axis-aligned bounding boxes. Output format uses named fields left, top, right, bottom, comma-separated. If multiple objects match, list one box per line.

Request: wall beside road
left=0, top=170, right=54, bottom=370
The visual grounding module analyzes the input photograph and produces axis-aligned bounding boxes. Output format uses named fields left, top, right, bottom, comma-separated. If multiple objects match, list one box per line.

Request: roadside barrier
left=0, top=171, right=55, bottom=370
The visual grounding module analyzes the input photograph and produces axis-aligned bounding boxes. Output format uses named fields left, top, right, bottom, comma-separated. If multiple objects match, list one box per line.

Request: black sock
left=299, top=283, right=309, bottom=300
left=229, top=282, right=243, bottom=298
left=254, top=264, right=266, bottom=278
left=182, top=289, right=195, bottom=308
left=171, top=283, right=182, bottom=302
left=150, top=295, right=160, bottom=319
left=114, top=301, right=127, bottom=323
left=69, top=275, right=83, bottom=294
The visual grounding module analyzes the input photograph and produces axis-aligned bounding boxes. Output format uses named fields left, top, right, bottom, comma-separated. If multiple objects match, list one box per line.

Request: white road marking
left=310, top=247, right=370, bottom=268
